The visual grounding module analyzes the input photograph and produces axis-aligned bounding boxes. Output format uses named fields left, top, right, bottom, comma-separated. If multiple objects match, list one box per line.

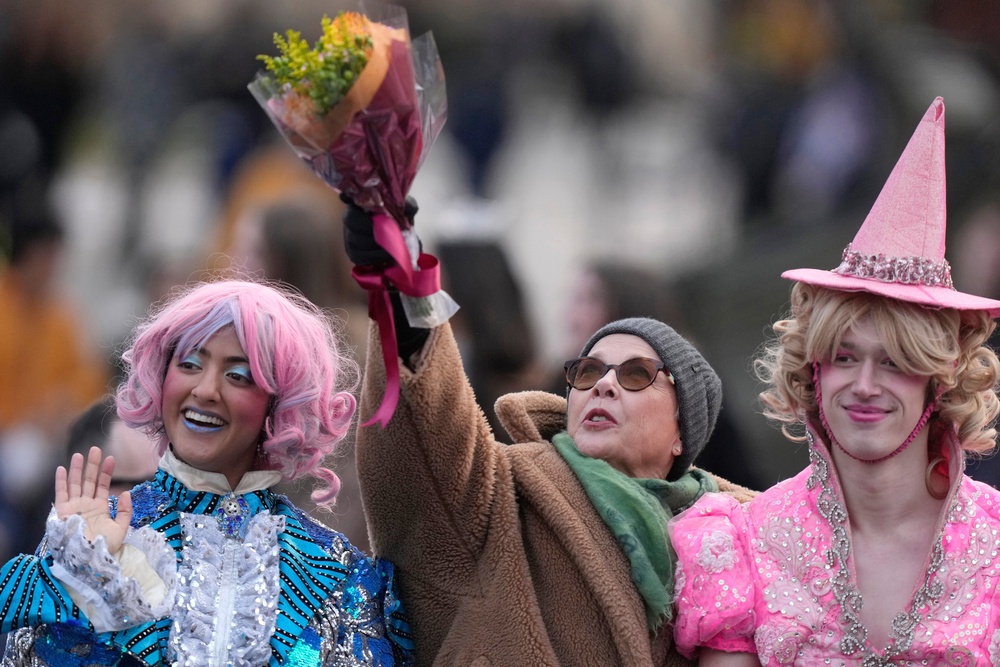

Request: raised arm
left=1, top=448, right=143, bottom=635
left=343, top=200, right=503, bottom=566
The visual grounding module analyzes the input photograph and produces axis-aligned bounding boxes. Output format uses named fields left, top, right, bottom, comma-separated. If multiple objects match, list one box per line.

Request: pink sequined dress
left=669, top=429, right=1000, bottom=666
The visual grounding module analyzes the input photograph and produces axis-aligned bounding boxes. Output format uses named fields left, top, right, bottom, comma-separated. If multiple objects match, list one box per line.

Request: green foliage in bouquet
left=258, top=13, right=372, bottom=115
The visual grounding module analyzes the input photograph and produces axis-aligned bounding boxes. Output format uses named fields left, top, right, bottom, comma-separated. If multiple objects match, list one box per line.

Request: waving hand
left=54, top=446, right=133, bottom=554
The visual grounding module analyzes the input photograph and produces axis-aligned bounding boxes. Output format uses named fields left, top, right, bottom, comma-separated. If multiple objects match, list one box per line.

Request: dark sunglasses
left=564, top=356, right=674, bottom=391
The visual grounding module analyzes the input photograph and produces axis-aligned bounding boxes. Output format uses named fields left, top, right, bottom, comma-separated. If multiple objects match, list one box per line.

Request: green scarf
left=552, top=431, right=717, bottom=631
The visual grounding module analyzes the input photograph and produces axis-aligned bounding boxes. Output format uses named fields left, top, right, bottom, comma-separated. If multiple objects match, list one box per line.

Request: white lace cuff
left=45, top=509, right=177, bottom=632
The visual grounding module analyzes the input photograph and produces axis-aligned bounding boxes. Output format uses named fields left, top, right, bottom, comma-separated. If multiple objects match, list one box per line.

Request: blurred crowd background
left=1, top=0, right=1000, bottom=562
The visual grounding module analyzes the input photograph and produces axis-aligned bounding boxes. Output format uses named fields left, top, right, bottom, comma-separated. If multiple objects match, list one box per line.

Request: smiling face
left=819, top=316, right=932, bottom=462
left=161, top=326, right=271, bottom=488
left=566, top=333, right=681, bottom=479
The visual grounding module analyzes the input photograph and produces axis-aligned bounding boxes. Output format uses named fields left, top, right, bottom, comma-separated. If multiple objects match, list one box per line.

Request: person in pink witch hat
left=667, top=97, right=1000, bottom=666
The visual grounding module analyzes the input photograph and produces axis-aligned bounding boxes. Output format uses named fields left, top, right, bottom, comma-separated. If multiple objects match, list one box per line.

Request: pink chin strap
left=812, top=362, right=941, bottom=464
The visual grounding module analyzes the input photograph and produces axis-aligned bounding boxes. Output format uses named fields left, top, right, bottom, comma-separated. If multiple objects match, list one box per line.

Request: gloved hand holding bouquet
left=249, top=2, right=457, bottom=427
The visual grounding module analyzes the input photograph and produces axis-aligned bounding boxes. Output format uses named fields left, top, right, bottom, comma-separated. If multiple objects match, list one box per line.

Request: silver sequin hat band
left=833, top=243, right=954, bottom=289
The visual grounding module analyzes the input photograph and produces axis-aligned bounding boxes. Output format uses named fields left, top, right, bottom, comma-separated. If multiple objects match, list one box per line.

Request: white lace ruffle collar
left=159, top=448, right=283, bottom=495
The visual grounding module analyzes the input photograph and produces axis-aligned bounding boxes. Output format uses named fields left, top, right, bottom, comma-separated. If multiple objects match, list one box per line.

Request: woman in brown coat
left=343, top=203, right=755, bottom=667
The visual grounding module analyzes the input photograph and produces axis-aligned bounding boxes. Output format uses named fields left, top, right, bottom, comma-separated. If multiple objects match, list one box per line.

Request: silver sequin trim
left=0, top=627, right=45, bottom=667
left=308, top=569, right=388, bottom=666
left=807, top=433, right=950, bottom=665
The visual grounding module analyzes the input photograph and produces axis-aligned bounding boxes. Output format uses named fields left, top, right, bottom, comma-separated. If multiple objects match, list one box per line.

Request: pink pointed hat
left=783, top=97, right=1000, bottom=316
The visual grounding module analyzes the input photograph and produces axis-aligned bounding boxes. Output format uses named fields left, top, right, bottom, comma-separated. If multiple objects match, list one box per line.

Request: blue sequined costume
left=0, top=468, right=413, bottom=666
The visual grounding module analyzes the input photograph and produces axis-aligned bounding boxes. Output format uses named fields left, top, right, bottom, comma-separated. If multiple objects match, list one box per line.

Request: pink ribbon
left=351, top=213, right=441, bottom=428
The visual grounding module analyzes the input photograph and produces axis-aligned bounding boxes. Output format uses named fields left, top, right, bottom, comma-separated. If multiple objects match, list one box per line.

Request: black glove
left=340, top=194, right=430, bottom=361
left=341, top=194, right=419, bottom=267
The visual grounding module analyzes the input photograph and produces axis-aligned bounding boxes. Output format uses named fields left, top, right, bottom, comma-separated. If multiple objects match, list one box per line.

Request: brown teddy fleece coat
left=357, top=323, right=756, bottom=667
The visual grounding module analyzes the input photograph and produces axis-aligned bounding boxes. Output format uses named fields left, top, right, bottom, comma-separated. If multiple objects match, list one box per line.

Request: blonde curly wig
left=755, top=283, right=1000, bottom=454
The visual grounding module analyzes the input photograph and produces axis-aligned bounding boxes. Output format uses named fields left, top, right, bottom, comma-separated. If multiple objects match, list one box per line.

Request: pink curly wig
left=116, top=279, right=358, bottom=505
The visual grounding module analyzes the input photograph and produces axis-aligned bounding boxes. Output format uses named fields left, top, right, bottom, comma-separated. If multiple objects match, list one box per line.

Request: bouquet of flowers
left=249, top=2, right=456, bottom=427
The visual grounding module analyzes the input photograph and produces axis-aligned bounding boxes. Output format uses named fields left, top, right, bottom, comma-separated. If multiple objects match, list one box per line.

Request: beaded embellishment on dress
left=806, top=432, right=949, bottom=664
left=214, top=493, right=251, bottom=540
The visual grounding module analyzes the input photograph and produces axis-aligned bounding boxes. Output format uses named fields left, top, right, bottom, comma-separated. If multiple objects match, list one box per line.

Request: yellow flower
left=258, top=12, right=373, bottom=115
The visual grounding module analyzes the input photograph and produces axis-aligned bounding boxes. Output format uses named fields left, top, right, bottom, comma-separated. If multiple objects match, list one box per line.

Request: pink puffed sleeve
left=669, top=492, right=756, bottom=659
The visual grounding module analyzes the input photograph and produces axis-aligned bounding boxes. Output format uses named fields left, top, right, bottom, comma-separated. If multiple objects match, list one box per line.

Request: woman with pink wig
left=0, top=279, right=413, bottom=666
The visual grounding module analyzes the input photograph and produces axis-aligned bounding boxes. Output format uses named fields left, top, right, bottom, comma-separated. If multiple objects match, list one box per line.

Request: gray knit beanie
left=579, top=317, right=722, bottom=480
